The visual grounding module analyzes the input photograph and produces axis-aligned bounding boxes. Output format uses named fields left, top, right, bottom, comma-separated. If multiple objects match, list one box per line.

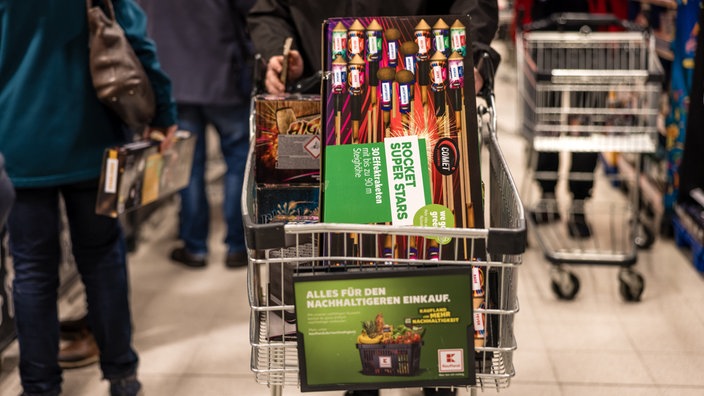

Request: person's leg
left=536, top=151, right=559, bottom=195
left=532, top=151, right=560, bottom=223
left=173, top=104, right=210, bottom=266
left=205, top=104, right=250, bottom=267
left=567, top=152, right=599, bottom=238
left=568, top=152, right=598, bottom=200
left=61, top=180, right=139, bottom=387
left=7, top=187, right=63, bottom=396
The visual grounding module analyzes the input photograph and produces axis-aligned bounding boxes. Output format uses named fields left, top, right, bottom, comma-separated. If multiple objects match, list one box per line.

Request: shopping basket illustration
left=356, top=342, right=422, bottom=376
left=517, top=13, right=664, bottom=301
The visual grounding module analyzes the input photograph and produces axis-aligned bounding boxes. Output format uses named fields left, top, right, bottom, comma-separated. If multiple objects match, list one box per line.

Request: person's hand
left=265, top=49, right=304, bottom=94
left=474, top=67, right=484, bottom=94
left=144, top=124, right=178, bottom=151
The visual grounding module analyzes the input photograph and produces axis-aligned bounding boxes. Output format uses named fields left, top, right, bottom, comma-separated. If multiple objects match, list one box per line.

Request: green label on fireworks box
left=323, top=136, right=431, bottom=224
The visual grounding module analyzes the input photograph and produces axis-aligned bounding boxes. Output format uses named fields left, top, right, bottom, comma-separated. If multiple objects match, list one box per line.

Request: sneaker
left=109, top=375, right=142, bottom=396
left=225, top=251, right=247, bottom=269
left=170, top=247, right=207, bottom=268
left=58, top=327, right=99, bottom=369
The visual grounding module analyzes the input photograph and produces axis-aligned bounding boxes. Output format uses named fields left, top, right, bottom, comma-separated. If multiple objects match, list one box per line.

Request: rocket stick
left=348, top=54, right=365, bottom=144
left=430, top=51, right=454, bottom=213
left=377, top=67, right=396, bottom=135
left=450, top=19, right=467, bottom=57
left=384, top=28, right=401, bottom=116
left=347, top=19, right=366, bottom=59
left=332, top=56, right=347, bottom=146
left=449, top=51, right=474, bottom=252
left=393, top=69, right=417, bottom=260
left=347, top=20, right=365, bottom=144
left=374, top=57, right=398, bottom=261
left=347, top=26, right=366, bottom=255
left=414, top=20, right=432, bottom=122
left=399, top=41, right=419, bottom=133
left=432, top=18, right=451, bottom=57
left=395, top=69, right=414, bottom=135
left=450, top=21, right=473, bottom=232
left=332, top=22, right=348, bottom=61
left=366, top=20, right=382, bottom=143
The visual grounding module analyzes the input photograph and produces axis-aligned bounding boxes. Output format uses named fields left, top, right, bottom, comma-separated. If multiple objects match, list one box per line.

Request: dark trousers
left=536, top=152, right=598, bottom=200
left=7, top=180, right=138, bottom=395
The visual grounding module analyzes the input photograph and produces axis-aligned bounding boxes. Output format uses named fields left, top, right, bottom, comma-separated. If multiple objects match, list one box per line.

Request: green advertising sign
left=323, top=136, right=433, bottom=225
left=294, top=268, right=475, bottom=391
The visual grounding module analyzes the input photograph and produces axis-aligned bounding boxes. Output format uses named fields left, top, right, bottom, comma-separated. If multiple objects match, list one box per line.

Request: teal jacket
left=0, top=0, right=177, bottom=188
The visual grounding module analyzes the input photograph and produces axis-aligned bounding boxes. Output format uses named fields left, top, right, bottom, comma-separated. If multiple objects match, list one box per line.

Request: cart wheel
left=618, top=269, right=644, bottom=302
left=550, top=268, right=580, bottom=300
left=635, top=221, right=655, bottom=250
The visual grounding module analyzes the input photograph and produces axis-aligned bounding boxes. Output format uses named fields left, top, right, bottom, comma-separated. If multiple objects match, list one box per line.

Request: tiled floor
left=2, top=41, right=704, bottom=396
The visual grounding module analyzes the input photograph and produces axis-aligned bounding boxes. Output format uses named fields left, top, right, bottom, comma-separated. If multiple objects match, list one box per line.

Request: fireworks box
left=256, top=183, right=320, bottom=224
left=319, top=15, right=484, bottom=260
left=95, top=132, right=196, bottom=217
left=255, top=94, right=322, bottom=184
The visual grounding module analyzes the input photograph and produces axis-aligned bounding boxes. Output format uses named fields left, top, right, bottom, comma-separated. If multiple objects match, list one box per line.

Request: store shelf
left=673, top=205, right=704, bottom=272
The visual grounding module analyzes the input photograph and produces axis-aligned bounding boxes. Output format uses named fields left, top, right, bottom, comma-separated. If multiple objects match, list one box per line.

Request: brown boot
left=58, top=327, right=99, bottom=369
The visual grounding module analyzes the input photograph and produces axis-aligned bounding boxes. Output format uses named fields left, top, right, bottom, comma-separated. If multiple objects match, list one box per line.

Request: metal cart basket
left=244, top=93, right=525, bottom=394
left=517, top=13, right=663, bottom=301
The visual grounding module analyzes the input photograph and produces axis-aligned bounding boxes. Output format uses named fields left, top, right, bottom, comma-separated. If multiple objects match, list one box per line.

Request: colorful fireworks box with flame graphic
left=320, top=15, right=484, bottom=260
left=255, top=95, right=322, bottom=184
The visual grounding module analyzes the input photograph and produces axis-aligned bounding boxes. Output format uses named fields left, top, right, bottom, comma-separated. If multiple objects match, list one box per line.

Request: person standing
left=0, top=0, right=178, bottom=395
left=248, top=0, right=500, bottom=97
left=139, top=0, right=255, bottom=269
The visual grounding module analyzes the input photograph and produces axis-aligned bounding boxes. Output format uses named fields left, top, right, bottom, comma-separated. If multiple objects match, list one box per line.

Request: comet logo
left=433, top=138, right=459, bottom=175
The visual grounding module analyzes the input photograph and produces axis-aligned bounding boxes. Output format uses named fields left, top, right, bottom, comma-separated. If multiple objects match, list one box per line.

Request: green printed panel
left=294, top=269, right=475, bottom=390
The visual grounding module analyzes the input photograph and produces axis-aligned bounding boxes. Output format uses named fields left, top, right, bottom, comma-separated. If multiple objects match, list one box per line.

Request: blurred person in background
left=139, top=0, right=256, bottom=269
left=0, top=1, right=177, bottom=395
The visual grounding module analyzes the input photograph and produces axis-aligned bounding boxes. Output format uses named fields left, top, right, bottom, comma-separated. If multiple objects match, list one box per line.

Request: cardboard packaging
left=254, top=94, right=322, bottom=184
left=95, top=132, right=196, bottom=217
left=256, top=184, right=320, bottom=224
left=319, top=15, right=484, bottom=260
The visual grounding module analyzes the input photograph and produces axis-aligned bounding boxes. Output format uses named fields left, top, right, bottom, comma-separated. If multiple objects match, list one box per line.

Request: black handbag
left=86, top=0, right=155, bottom=129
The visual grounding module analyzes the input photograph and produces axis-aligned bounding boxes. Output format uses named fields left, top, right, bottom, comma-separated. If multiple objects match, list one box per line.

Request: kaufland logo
left=378, top=356, right=392, bottom=369
left=438, top=349, right=464, bottom=373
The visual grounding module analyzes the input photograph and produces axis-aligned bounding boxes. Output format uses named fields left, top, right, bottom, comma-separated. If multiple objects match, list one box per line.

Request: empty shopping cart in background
left=517, top=13, right=664, bottom=301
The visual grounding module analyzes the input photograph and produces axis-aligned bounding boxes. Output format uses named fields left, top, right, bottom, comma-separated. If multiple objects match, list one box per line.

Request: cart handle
left=522, top=13, right=646, bottom=34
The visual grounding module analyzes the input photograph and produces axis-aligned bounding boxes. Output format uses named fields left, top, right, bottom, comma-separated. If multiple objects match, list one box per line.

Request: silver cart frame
left=244, top=93, right=525, bottom=394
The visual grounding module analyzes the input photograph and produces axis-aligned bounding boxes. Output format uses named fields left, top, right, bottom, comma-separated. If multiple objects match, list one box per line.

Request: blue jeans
left=7, top=180, right=138, bottom=396
left=177, top=104, right=249, bottom=256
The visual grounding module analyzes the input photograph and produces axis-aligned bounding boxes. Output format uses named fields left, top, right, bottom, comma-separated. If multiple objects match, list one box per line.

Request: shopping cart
left=243, top=86, right=526, bottom=395
left=517, top=13, right=663, bottom=301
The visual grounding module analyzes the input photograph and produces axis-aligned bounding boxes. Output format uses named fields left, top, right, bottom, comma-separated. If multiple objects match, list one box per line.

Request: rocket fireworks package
left=255, top=95, right=322, bottom=184
left=320, top=15, right=484, bottom=243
